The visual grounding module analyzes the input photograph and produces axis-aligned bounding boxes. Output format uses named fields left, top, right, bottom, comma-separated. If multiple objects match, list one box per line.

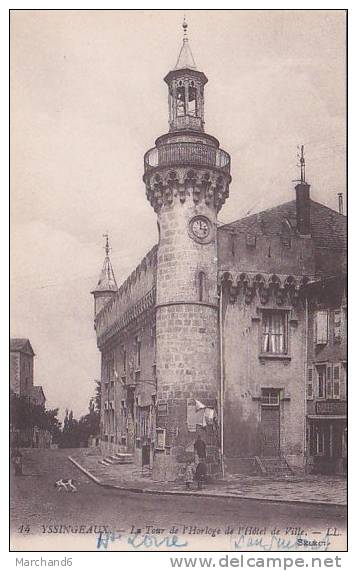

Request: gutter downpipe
left=219, top=285, right=225, bottom=478
left=304, top=295, right=308, bottom=468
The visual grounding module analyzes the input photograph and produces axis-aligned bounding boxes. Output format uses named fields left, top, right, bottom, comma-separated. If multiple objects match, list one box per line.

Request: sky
left=10, top=9, right=346, bottom=419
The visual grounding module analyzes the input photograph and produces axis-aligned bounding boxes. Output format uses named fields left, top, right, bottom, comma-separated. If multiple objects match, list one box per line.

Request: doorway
left=261, top=405, right=280, bottom=457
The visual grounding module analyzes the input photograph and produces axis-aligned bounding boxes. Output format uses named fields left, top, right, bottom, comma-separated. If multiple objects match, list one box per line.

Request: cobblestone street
left=11, top=449, right=347, bottom=551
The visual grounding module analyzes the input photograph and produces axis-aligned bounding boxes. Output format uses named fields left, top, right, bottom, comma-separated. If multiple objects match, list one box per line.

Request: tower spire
left=174, top=16, right=196, bottom=70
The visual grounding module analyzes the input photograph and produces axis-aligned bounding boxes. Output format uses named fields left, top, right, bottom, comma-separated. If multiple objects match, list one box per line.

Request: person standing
left=11, top=447, right=23, bottom=476
left=194, top=434, right=206, bottom=461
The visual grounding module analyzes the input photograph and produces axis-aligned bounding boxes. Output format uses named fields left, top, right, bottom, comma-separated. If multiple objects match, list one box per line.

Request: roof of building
left=30, top=385, right=46, bottom=405
left=91, top=255, right=118, bottom=294
left=219, top=199, right=347, bottom=251
left=10, top=338, right=35, bottom=356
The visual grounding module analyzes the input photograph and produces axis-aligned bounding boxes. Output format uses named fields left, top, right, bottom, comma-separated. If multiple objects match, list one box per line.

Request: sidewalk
left=69, top=450, right=347, bottom=507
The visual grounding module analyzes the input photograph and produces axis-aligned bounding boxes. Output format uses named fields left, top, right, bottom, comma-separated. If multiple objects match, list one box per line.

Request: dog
left=54, top=478, right=78, bottom=493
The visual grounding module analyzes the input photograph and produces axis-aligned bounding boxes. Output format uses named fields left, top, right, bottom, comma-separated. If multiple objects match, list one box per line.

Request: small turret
left=91, top=234, right=118, bottom=317
left=164, top=18, right=208, bottom=133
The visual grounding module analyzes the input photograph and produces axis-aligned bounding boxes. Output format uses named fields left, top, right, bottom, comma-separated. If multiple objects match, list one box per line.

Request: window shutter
left=333, top=364, right=340, bottom=399
left=326, top=365, right=333, bottom=399
left=340, top=364, right=347, bottom=399
left=313, top=314, right=317, bottom=344
left=307, top=367, right=314, bottom=400
left=333, top=310, right=341, bottom=342
left=316, top=311, right=329, bottom=345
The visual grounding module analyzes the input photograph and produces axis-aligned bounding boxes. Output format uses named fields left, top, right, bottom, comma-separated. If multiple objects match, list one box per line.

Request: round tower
left=143, top=21, right=231, bottom=481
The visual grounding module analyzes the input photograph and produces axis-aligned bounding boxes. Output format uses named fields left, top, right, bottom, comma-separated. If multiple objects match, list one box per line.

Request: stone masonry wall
left=10, top=352, right=20, bottom=394
left=154, top=192, right=220, bottom=481
left=222, top=294, right=306, bottom=471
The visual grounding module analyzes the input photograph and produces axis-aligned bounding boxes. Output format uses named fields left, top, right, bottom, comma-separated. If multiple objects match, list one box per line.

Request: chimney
left=295, top=145, right=311, bottom=235
left=295, top=181, right=311, bottom=235
left=338, top=193, right=343, bottom=214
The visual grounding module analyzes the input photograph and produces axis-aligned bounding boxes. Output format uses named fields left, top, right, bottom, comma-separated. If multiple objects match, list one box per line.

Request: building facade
left=10, top=338, right=47, bottom=406
left=305, top=274, right=347, bottom=474
left=92, top=26, right=347, bottom=479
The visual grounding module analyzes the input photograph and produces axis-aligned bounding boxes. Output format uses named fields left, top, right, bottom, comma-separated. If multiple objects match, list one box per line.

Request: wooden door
left=261, top=406, right=280, bottom=456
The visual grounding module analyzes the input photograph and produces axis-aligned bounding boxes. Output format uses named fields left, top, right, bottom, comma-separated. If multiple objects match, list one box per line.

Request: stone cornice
left=219, top=270, right=311, bottom=305
left=144, top=167, right=230, bottom=213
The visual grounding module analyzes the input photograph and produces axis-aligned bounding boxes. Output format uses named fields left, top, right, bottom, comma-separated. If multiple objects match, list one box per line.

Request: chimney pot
left=338, top=193, right=343, bottom=215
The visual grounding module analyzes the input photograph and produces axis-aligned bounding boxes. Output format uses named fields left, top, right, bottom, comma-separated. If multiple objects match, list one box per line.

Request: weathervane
left=296, top=145, right=306, bottom=183
left=103, top=233, right=111, bottom=257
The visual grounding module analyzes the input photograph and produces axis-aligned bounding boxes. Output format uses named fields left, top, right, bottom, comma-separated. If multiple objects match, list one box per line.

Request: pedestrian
left=184, top=461, right=195, bottom=490
left=11, top=447, right=23, bottom=476
left=194, top=434, right=206, bottom=462
left=195, top=460, right=207, bottom=490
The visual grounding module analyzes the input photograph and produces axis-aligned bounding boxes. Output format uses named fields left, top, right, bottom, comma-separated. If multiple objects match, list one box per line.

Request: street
left=10, top=449, right=347, bottom=551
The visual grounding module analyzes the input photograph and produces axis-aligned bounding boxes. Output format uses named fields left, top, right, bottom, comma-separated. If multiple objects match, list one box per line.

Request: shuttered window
left=326, top=365, right=333, bottom=399
left=314, top=310, right=329, bottom=345
left=333, top=364, right=340, bottom=399
left=307, top=367, right=314, bottom=400
left=340, top=363, right=347, bottom=400
left=333, top=310, right=342, bottom=342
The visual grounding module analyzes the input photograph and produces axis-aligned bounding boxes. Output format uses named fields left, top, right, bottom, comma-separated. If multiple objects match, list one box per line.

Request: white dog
left=54, top=478, right=78, bottom=493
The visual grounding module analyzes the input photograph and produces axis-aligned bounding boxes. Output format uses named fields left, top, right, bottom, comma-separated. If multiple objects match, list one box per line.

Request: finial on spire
left=103, top=233, right=111, bottom=257
left=182, top=15, right=188, bottom=41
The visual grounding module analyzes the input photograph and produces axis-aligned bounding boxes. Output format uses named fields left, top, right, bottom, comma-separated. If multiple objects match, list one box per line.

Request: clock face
left=192, top=218, right=209, bottom=238
left=189, top=216, right=212, bottom=243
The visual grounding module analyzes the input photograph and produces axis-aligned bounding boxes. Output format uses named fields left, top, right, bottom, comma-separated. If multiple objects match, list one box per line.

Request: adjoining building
left=305, top=274, right=347, bottom=474
left=10, top=338, right=51, bottom=447
left=91, top=23, right=346, bottom=480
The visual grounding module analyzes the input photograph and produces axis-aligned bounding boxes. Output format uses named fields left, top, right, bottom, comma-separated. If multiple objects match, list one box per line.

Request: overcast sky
left=10, top=9, right=346, bottom=419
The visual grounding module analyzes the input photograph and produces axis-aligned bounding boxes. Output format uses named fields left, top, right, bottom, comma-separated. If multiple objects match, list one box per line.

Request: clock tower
left=143, top=20, right=231, bottom=480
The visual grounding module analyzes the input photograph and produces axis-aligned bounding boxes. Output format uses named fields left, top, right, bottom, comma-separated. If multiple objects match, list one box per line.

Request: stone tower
left=143, top=21, right=231, bottom=480
left=91, top=235, right=118, bottom=317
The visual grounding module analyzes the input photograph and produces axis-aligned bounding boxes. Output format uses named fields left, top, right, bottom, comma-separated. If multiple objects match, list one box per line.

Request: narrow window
left=261, top=311, right=287, bottom=354
left=176, top=84, right=185, bottom=117
left=316, top=365, right=326, bottom=398
left=188, top=83, right=197, bottom=116
left=198, top=271, right=206, bottom=302
left=326, top=365, right=333, bottom=399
